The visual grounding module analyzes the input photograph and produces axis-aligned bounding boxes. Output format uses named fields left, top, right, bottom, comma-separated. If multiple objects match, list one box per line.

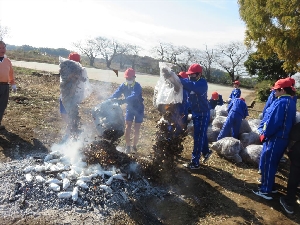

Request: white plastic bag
left=153, top=62, right=183, bottom=107
left=211, top=137, right=243, bottom=163
left=239, top=132, right=261, bottom=148
left=212, top=116, right=227, bottom=129
left=240, top=144, right=263, bottom=166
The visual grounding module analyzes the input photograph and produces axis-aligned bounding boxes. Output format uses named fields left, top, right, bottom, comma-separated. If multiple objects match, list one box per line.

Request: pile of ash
left=0, top=149, right=170, bottom=220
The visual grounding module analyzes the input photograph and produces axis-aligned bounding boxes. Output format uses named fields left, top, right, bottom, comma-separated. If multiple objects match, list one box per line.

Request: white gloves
left=12, top=84, right=17, bottom=92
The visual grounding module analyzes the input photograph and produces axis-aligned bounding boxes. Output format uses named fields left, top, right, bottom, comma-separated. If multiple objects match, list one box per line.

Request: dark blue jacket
left=228, top=98, right=248, bottom=119
left=229, top=88, right=241, bottom=100
left=180, top=77, right=210, bottom=115
left=209, top=94, right=224, bottom=109
left=261, top=95, right=296, bottom=140
left=110, top=81, right=144, bottom=111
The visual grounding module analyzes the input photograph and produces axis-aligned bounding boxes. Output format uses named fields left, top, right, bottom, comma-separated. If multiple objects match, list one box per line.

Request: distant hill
left=7, top=44, right=71, bottom=58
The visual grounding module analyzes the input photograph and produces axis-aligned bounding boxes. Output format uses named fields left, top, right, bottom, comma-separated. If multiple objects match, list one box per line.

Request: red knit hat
left=233, top=80, right=240, bottom=85
left=68, top=52, right=80, bottom=62
left=178, top=71, right=188, bottom=79
left=186, top=64, right=202, bottom=75
left=211, top=92, right=219, bottom=100
left=124, top=68, right=135, bottom=79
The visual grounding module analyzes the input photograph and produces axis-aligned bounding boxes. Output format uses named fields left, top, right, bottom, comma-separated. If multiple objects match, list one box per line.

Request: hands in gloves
left=259, top=134, right=265, bottom=143
left=12, top=84, right=17, bottom=92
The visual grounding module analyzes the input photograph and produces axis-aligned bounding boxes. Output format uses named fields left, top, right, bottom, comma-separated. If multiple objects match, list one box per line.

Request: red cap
left=186, top=64, right=202, bottom=75
left=68, top=52, right=80, bottom=62
left=273, top=78, right=293, bottom=89
left=239, top=97, right=245, bottom=101
left=124, top=68, right=135, bottom=79
left=211, top=91, right=219, bottom=100
left=178, top=71, right=188, bottom=79
left=285, top=77, right=295, bottom=86
left=233, top=80, right=240, bottom=85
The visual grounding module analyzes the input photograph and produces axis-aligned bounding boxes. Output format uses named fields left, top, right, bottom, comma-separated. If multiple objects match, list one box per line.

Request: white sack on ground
left=248, top=119, right=262, bottom=134
left=240, top=144, right=263, bottom=166
left=239, top=132, right=261, bottom=148
left=215, top=104, right=228, bottom=117
left=212, top=116, right=227, bottom=129
left=211, top=137, right=243, bottom=163
left=239, top=119, right=252, bottom=135
left=153, top=62, right=183, bottom=107
left=207, top=125, right=220, bottom=143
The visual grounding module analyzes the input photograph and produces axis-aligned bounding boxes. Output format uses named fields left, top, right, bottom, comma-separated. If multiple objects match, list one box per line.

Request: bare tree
left=0, top=23, right=8, bottom=41
left=94, top=36, right=129, bottom=68
left=194, top=45, right=214, bottom=82
left=73, top=39, right=99, bottom=66
left=126, top=44, right=142, bottom=70
left=214, top=41, right=252, bottom=82
left=151, top=42, right=195, bottom=72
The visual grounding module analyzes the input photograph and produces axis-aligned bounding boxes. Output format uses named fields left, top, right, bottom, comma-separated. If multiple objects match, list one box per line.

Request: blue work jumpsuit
left=110, top=81, right=144, bottom=123
left=259, top=95, right=296, bottom=194
left=217, top=98, right=248, bottom=140
left=180, top=77, right=210, bottom=166
left=228, top=88, right=241, bottom=102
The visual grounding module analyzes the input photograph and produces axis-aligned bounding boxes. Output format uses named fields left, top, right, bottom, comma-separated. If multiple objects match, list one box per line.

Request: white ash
left=0, top=154, right=169, bottom=220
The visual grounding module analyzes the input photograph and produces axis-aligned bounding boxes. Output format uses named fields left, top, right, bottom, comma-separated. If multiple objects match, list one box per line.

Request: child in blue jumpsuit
left=164, top=64, right=211, bottom=169
left=209, top=91, right=223, bottom=109
left=227, top=80, right=241, bottom=103
left=217, top=97, right=248, bottom=140
left=109, top=68, right=144, bottom=153
left=257, top=77, right=297, bottom=171
left=253, top=79, right=296, bottom=200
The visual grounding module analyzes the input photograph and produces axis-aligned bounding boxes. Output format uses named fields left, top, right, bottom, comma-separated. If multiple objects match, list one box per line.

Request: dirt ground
left=0, top=68, right=299, bottom=225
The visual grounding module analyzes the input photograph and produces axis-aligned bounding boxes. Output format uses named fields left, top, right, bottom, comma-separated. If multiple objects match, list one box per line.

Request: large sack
left=239, top=132, right=261, bottom=148
left=92, top=100, right=125, bottom=140
left=153, top=62, right=183, bottom=107
left=215, top=104, right=228, bottom=117
left=210, top=109, right=216, bottom=122
left=212, top=116, right=227, bottom=129
left=211, top=137, right=243, bottom=163
left=239, top=119, right=252, bottom=135
left=240, top=144, right=263, bottom=166
left=248, top=119, right=261, bottom=134
left=207, top=125, right=220, bottom=143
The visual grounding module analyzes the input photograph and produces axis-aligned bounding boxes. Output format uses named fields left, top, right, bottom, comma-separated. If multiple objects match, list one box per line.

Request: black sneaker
left=280, top=197, right=294, bottom=214
left=188, top=162, right=200, bottom=170
left=203, top=150, right=213, bottom=163
left=252, top=189, right=273, bottom=200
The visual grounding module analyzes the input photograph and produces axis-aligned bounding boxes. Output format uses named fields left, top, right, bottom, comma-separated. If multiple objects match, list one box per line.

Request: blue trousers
left=191, top=111, right=210, bottom=165
left=259, top=137, right=288, bottom=193
left=217, top=112, right=242, bottom=140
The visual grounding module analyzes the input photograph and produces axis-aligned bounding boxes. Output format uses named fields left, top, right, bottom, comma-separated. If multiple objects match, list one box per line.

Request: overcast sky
left=0, top=0, right=246, bottom=56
